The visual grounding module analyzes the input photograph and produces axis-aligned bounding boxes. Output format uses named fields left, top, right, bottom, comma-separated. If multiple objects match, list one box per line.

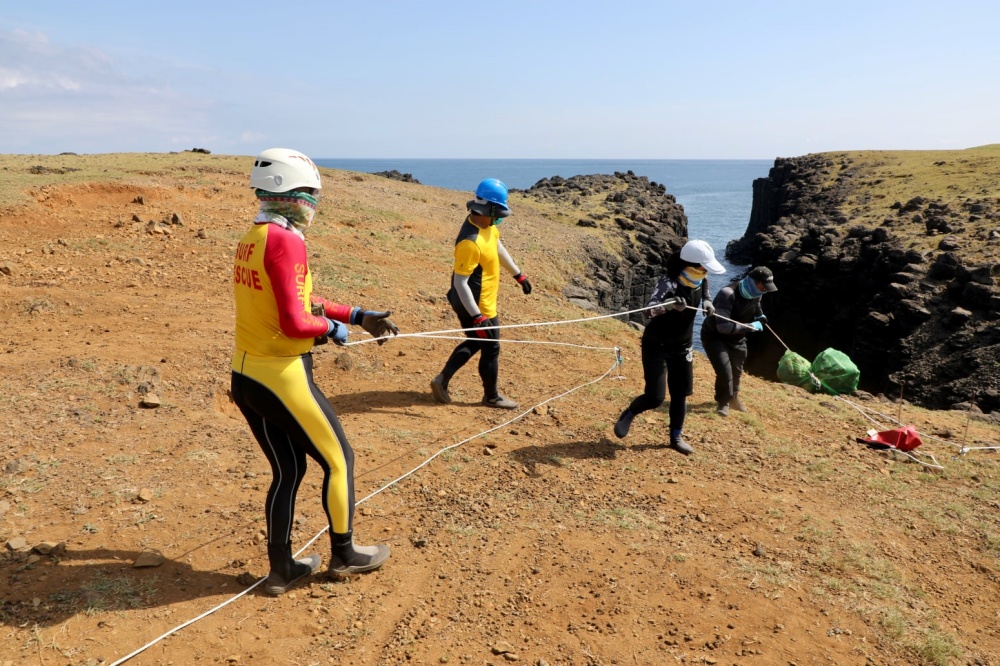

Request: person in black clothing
left=701, top=266, right=777, bottom=416
left=613, top=239, right=725, bottom=454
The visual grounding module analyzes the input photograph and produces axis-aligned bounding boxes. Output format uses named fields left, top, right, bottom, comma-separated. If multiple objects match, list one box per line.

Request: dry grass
left=825, top=143, right=1000, bottom=262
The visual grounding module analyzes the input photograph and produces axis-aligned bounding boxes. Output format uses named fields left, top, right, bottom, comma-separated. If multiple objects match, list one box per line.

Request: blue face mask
left=738, top=276, right=765, bottom=299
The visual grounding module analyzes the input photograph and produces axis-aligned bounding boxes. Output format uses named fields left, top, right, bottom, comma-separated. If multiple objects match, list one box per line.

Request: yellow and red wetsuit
left=231, top=219, right=364, bottom=545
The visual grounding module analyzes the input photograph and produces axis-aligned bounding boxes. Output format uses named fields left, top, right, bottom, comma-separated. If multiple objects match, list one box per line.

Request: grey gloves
left=361, top=310, right=400, bottom=345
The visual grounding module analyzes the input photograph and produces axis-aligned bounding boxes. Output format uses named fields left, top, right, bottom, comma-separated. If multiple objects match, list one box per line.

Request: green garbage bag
left=810, top=348, right=860, bottom=396
left=776, top=350, right=816, bottom=391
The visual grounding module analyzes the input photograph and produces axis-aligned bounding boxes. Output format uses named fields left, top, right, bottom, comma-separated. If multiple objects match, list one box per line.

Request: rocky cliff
left=515, top=171, right=688, bottom=323
left=727, top=147, right=1000, bottom=412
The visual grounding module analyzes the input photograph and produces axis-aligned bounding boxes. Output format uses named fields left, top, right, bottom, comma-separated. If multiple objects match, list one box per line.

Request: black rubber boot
left=614, top=409, right=635, bottom=439
left=482, top=394, right=518, bottom=410
left=430, top=373, right=452, bottom=404
left=265, top=542, right=321, bottom=596
left=669, top=434, right=693, bottom=455
left=328, top=531, right=391, bottom=576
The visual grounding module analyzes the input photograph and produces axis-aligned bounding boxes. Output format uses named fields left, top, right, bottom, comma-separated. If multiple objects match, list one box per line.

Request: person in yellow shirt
left=232, top=148, right=399, bottom=595
left=430, top=178, right=532, bottom=410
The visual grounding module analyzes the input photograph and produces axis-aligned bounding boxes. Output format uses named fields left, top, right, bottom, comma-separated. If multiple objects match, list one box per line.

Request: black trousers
left=440, top=304, right=501, bottom=399
left=626, top=339, right=693, bottom=432
left=702, top=337, right=748, bottom=404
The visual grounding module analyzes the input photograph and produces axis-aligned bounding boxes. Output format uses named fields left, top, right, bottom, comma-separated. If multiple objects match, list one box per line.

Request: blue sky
left=1, top=1, right=997, bottom=159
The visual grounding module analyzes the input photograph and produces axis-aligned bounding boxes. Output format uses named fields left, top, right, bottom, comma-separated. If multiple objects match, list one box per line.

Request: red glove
left=471, top=314, right=491, bottom=339
left=514, top=273, right=532, bottom=295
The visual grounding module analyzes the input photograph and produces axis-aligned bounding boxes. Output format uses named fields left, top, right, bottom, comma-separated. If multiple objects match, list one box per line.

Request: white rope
left=108, top=579, right=266, bottom=665
left=343, top=304, right=655, bottom=347
left=109, top=337, right=625, bottom=664
left=403, top=333, right=618, bottom=352
left=957, top=445, right=1000, bottom=454
left=836, top=395, right=892, bottom=430
left=835, top=395, right=944, bottom=469
left=834, top=395, right=996, bottom=452
left=355, top=357, right=622, bottom=506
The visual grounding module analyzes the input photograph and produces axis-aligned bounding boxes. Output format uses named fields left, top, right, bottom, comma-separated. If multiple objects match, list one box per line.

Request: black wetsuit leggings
left=231, top=353, right=355, bottom=548
left=441, top=306, right=501, bottom=399
left=626, top=340, right=693, bottom=432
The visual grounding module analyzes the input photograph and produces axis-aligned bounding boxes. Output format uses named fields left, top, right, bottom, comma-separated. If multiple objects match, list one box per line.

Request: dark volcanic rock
left=372, top=170, right=421, bottom=184
left=729, top=154, right=1000, bottom=412
left=520, top=171, right=687, bottom=321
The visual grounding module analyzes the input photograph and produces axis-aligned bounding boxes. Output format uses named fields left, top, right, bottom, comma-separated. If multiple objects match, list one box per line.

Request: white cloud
left=241, top=131, right=266, bottom=143
left=0, top=67, right=28, bottom=90
left=0, top=28, right=213, bottom=152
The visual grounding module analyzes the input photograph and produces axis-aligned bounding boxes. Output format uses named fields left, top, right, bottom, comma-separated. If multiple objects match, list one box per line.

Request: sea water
left=315, top=158, right=773, bottom=347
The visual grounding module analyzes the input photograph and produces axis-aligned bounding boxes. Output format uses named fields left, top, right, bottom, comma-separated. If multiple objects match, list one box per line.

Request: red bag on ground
left=858, top=426, right=922, bottom=452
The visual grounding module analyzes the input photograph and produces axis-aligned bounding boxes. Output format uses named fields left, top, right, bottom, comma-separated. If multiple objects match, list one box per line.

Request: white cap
left=679, top=239, right=725, bottom=274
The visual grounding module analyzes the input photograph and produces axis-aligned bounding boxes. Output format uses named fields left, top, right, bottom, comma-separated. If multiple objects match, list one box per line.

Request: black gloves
left=360, top=310, right=400, bottom=346
left=514, top=273, right=532, bottom=295
left=755, top=314, right=767, bottom=325
left=667, top=296, right=687, bottom=312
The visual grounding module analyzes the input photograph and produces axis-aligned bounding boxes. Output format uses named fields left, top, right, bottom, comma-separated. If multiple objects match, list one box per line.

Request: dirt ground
left=1, top=154, right=999, bottom=666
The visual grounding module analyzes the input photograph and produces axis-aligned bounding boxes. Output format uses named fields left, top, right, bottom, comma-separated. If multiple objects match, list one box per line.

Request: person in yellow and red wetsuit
left=231, top=148, right=399, bottom=596
left=430, top=178, right=532, bottom=410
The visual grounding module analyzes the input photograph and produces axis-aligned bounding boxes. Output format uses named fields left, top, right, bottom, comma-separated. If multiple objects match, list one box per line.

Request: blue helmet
left=467, top=178, right=511, bottom=220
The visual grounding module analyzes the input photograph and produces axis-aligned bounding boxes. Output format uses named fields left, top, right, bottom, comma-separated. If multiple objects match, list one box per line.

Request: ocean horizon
left=315, top=157, right=772, bottom=266
left=314, top=157, right=772, bottom=192
left=316, top=158, right=774, bottom=351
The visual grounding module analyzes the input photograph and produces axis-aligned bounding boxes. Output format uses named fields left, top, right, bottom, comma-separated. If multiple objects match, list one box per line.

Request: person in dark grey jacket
left=700, top=266, right=777, bottom=416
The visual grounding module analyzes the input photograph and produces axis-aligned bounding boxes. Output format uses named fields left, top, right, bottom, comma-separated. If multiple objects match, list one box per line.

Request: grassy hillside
left=827, top=144, right=1000, bottom=263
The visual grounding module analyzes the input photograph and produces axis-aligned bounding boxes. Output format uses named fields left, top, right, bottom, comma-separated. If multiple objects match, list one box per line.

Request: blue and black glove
left=748, top=321, right=764, bottom=333
left=326, top=318, right=349, bottom=346
left=514, top=273, right=532, bottom=295
left=755, top=314, right=768, bottom=325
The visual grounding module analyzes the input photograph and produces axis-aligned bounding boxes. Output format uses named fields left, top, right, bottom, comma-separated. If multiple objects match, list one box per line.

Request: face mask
left=256, top=189, right=319, bottom=231
left=678, top=266, right=708, bottom=288
left=738, top=276, right=765, bottom=299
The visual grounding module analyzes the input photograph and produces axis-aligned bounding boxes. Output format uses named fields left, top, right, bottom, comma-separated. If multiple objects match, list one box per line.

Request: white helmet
left=679, top=239, right=726, bottom=274
left=249, top=148, right=321, bottom=193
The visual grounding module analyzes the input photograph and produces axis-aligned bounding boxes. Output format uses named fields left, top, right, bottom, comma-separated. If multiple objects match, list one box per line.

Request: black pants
left=702, top=337, right=748, bottom=404
left=440, top=304, right=501, bottom=399
left=626, top=340, right=693, bottom=432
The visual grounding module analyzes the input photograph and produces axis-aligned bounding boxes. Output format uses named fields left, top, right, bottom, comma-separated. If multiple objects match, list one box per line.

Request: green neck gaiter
left=255, top=189, right=318, bottom=231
